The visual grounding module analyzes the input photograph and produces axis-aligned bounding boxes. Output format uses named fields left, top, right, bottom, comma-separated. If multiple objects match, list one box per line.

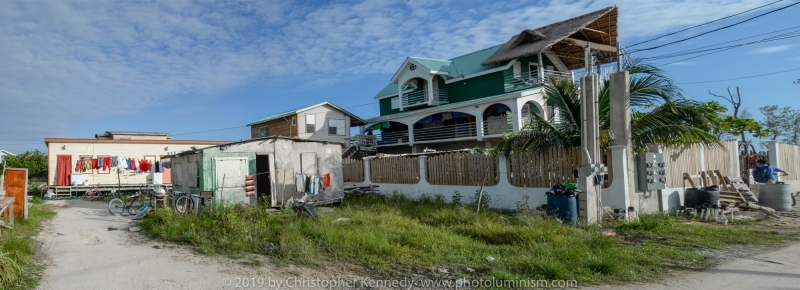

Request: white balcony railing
left=414, top=122, right=477, bottom=142
left=402, top=89, right=449, bottom=108
left=376, top=131, right=409, bottom=145
left=504, top=69, right=575, bottom=92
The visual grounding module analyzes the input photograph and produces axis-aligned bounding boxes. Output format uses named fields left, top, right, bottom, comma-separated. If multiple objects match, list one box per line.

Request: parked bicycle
left=172, top=191, right=194, bottom=215
left=108, top=185, right=158, bottom=217
left=84, top=184, right=115, bottom=201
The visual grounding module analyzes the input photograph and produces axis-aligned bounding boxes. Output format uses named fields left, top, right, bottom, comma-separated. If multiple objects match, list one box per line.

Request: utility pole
left=578, top=42, right=606, bottom=224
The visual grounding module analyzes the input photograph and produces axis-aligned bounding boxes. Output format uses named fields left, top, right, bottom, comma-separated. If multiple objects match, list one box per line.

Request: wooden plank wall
left=369, top=156, right=419, bottom=184
left=662, top=145, right=704, bottom=188
left=703, top=140, right=739, bottom=177
left=778, top=143, right=800, bottom=181
left=342, top=158, right=365, bottom=183
left=425, top=152, right=499, bottom=186
left=507, top=147, right=581, bottom=188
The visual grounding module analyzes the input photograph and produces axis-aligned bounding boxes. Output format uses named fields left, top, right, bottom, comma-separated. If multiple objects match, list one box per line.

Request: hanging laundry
left=442, top=112, right=452, bottom=121
left=83, top=159, right=91, bottom=171
left=305, top=176, right=311, bottom=193
left=75, top=160, right=83, bottom=172
left=452, top=112, right=462, bottom=118
left=130, top=158, right=137, bottom=171
left=325, top=173, right=331, bottom=188
left=91, top=158, right=98, bottom=170
left=102, top=158, right=110, bottom=171
left=382, top=121, right=390, bottom=129
left=295, top=174, right=305, bottom=192
left=373, top=123, right=381, bottom=130
left=432, top=113, right=442, bottom=122
left=98, top=157, right=104, bottom=170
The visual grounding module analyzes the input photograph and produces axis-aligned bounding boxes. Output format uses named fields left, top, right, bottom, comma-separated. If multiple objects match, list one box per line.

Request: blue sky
left=1, top=0, right=798, bottom=153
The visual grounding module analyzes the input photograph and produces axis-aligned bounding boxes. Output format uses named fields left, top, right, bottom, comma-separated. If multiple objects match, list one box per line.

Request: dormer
left=389, top=57, right=454, bottom=110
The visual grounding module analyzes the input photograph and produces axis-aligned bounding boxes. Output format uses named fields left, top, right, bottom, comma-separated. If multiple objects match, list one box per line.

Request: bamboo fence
left=507, top=147, right=581, bottom=188
left=342, top=158, right=364, bottom=183
left=425, top=152, right=499, bottom=186
left=778, top=143, right=800, bottom=181
left=368, top=156, right=419, bottom=184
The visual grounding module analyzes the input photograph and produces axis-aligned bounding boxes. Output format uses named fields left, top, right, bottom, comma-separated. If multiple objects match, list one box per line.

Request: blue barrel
left=547, top=195, right=578, bottom=225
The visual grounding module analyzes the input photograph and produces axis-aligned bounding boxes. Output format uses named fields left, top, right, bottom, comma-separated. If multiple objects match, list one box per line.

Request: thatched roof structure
left=481, top=6, right=618, bottom=69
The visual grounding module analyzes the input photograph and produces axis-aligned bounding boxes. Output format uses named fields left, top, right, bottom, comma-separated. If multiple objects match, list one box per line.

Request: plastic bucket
left=547, top=195, right=578, bottom=225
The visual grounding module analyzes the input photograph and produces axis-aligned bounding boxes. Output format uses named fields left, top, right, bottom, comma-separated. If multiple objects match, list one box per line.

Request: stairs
left=343, top=135, right=377, bottom=159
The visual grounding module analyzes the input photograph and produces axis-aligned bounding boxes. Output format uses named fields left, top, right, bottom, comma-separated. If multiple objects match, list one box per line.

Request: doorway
left=256, top=155, right=271, bottom=202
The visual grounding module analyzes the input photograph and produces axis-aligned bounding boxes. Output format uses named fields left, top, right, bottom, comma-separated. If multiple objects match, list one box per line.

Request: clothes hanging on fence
left=295, top=174, right=305, bottom=192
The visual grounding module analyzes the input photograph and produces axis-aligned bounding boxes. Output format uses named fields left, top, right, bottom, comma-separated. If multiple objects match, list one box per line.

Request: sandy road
left=36, top=200, right=366, bottom=290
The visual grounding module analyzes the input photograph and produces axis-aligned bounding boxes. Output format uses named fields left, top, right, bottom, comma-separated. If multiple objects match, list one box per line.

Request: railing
left=349, top=134, right=377, bottom=151
left=414, top=122, right=477, bottom=142
left=504, top=70, right=575, bottom=92
left=481, top=119, right=513, bottom=136
left=402, top=89, right=449, bottom=107
left=402, top=90, right=429, bottom=107
left=376, top=131, right=409, bottom=145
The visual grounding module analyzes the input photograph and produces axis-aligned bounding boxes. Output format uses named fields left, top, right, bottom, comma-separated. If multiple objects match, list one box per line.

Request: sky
left=1, top=0, right=798, bottom=153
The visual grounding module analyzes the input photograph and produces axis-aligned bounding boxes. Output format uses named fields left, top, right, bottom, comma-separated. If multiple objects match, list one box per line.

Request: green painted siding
left=518, top=55, right=556, bottom=73
left=443, top=71, right=505, bottom=104
left=379, top=97, right=401, bottom=116
left=191, top=147, right=257, bottom=205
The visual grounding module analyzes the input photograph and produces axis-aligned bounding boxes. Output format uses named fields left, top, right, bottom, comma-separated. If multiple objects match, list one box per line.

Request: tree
left=708, top=87, right=767, bottom=147
left=497, top=60, right=722, bottom=155
left=1, top=150, right=48, bottom=178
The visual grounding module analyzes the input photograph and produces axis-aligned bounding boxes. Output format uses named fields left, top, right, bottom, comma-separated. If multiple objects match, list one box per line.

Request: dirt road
left=36, top=200, right=366, bottom=290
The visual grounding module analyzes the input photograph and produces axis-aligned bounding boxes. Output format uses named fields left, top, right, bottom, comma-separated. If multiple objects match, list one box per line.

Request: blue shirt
left=753, top=164, right=783, bottom=180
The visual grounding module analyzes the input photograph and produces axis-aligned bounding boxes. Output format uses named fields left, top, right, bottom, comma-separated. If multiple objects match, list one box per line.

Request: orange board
left=4, top=168, right=28, bottom=218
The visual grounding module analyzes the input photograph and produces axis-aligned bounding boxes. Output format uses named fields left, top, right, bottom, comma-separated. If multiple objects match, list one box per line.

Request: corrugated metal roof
left=409, top=57, right=456, bottom=74
left=373, top=83, right=399, bottom=99
left=448, top=44, right=505, bottom=76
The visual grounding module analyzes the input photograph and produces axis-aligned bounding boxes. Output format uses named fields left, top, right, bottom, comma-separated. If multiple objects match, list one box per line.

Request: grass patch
left=1, top=197, right=56, bottom=289
left=141, top=194, right=790, bottom=285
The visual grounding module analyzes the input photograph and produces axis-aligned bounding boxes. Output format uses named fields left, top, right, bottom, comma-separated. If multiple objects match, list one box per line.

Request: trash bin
left=547, top=195, right=578, bottom=225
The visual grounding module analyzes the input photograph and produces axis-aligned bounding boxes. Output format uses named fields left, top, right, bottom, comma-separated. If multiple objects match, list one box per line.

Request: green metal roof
left=409, top=57, right=457, bottom=74
left=373, top=83, right=399, bottom=99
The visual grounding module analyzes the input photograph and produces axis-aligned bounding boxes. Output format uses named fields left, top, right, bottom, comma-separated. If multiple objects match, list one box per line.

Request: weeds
left=451, top=190, right=462, bottom=205
left=142, top=194, right=790, bottom=285
left=0, top=201, right=56, bottom=289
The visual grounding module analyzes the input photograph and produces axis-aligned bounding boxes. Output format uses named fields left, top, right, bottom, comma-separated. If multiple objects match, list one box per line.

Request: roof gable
left=247, top=101, right=367, bottom=126
left=481, top=6, right=618, bottom=69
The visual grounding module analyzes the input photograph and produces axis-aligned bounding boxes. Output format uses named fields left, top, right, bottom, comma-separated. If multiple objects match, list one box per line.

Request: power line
left=629, top=1, right=800, bottom=53
left=643, top=26, right=800, bottom=60
left=0, top=142, right=42, bottom=146
left=675, top=67, right=800, bottom=84
left=628, top=0, right=785, bottom=47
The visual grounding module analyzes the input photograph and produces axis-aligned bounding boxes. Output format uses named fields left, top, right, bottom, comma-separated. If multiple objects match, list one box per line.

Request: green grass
left=1, top=197, right=56, bottom=289
left=141, top=193, right=790, bottom=285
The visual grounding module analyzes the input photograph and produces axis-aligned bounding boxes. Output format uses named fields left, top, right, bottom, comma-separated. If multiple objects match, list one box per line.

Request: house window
left=390, top=97, right=399, bottom=109
left=291, top=117, right=296, bottom=126
left=529, top=63, right=539, bottom=80
left=259, top=126, right=269, bottom=137
left=80, top=155, right=93, bottom=174
left=306, top=115, right=316, bottom=133
left=328, top=119, right=345, bottom=135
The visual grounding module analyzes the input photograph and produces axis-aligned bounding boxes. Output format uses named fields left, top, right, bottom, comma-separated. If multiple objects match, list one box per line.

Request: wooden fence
left=342, top=158, right=364, bottom=183
left=507, top=147, right=581, bottom=188
left=369, top=156, right=419, bottom=184
left=663, top=140, right=738, bottom=187
left=426, top=152, right=498, bottom=186
left=778, top=143, right=800, bottom=181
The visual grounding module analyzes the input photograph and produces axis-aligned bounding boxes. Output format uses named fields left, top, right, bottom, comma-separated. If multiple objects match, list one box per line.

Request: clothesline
left=74, top=156, right=172, bottom=174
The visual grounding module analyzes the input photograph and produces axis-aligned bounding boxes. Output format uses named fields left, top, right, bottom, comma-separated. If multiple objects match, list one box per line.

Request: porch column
left=407, top=121, right=415, bottom=147
left=767, top=140, right=780, bottom=169
left=537, top=52, right=544, bottom=82
left=426, top=76, right=436, bottom=106
left=510, top=98, right=521, bottom=133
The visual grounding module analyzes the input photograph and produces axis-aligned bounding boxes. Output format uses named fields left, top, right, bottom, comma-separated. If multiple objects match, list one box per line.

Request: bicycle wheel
left=175, top=196, right=194, bottom=215
left=108, top=198, right=125, bottom=216
left=132, top=206, right=150, bottom=220
left=128, top=196, right=145, bottom=215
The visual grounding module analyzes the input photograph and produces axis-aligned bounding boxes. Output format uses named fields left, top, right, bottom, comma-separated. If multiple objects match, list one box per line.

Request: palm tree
left=497, top=60, right=721, bottom=155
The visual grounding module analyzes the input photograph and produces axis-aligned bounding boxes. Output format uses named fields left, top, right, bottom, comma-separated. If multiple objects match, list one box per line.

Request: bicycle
left=84, top=184, right=115, bottom=201
left=172, top=191, right=194, bottom=215
left=108, top=185, right=155, bottom=216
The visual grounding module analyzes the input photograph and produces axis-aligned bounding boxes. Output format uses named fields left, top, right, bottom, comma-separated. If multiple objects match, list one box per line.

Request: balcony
left=414, top=122, right=477, bottom=142
left=401, top=89, right=449, bottom=108
left=376, top=131, right=409, bottom=145
left=481, top=118, right=513, bottom=136
left=504, top=69, right=574, bottom=93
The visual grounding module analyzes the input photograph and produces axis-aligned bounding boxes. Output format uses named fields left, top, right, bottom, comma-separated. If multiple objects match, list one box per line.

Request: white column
left=476, top=113, right=484, bottom=141
left=407, top=122, right=415, bottom=147
left=511, top=98, right=521, bottom=133
left=767, top=140, right=780, bottom=168
left=604, top=145, right=631, bottom=210
left=363, top=158, right=372, bottom=184
left=418, top=156, right=429, bottom=185
left=537, top=52, right=544, bottom=82
left=426, top=77, right=436, bottom=106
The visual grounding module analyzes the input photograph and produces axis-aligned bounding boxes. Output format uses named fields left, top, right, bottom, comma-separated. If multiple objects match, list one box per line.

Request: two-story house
left=364, top=6, right=618, bottom=154
left=247, top=101, right=367, bottom=145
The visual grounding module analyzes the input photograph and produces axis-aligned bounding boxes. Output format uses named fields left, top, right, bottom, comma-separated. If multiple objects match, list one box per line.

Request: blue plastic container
left=547, top=195, right=578, bottom=225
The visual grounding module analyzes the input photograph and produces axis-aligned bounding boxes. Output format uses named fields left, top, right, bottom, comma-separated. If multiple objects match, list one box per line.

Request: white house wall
left=47, top=141, right=215, bottom=186
left=298, top=104, right=351, bottom=144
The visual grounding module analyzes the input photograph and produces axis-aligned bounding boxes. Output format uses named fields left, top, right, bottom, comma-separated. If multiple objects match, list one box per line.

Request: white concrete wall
left=366, top=156, right=550, bottom=210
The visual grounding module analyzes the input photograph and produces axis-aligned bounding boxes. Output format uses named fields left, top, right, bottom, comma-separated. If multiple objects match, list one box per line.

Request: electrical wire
left=629, top=1, right=800, bottom=53
left=628, top=0, right=785, bottom=47
left=675, top=67, right=800, bottom=84
left=643, top=26, right=800, bottom=61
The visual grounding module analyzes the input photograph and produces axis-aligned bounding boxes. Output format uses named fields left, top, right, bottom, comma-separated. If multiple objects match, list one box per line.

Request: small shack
left=168, top=136, right=344, bottom=207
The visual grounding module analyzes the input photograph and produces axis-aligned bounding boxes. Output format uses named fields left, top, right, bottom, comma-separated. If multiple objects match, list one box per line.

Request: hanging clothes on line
left=75, top=160, right=83, bottom=172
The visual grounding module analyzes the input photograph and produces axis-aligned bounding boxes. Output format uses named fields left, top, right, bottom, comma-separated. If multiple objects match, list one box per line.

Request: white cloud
left=751, top=45, right=793, bottom=54
left=0, top=0, right=784, bottom=142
